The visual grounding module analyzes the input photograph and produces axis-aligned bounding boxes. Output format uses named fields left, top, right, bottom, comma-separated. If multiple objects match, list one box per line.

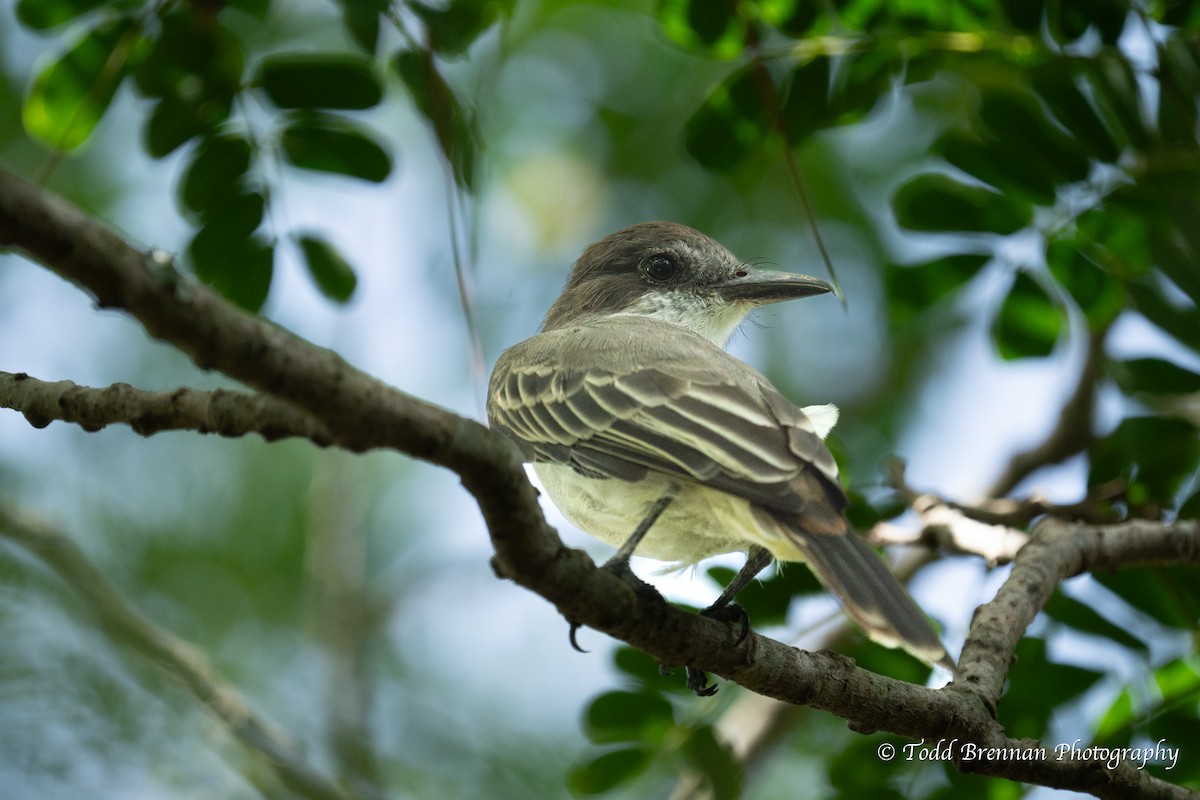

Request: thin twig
left=0, top=371, right=338, bottom=445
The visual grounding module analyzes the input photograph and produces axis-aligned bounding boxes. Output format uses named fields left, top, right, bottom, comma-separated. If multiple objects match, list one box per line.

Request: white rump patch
left=800, top=403, right=839, bottom=440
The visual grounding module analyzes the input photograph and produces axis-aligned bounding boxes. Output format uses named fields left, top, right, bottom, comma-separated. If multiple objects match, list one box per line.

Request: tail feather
left=798, top=528, right=955, bottom=673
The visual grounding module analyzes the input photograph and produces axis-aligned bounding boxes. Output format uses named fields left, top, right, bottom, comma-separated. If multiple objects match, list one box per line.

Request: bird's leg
left=605, top=485, right=678, bottom=569
left=686, top=545, right=774, bottom=696
left=568, top=484, right=679, bottom=652
left=702, top=545, right=773, bottom=633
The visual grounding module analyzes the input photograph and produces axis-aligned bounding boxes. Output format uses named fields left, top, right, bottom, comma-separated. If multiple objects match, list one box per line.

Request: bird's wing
left=487, top=317, right=846, bottom=532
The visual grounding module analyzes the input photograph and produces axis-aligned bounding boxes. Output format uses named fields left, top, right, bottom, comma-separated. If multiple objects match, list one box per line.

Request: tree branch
left=0, top=371, right=338, bottom=444
left=869, top=461, right=1124, bottom=566
left=0, top=504, right=356, bottom=800
left=957, top=517, right=1200, bottom=714
left=2, top=166, right=1197, bottom=798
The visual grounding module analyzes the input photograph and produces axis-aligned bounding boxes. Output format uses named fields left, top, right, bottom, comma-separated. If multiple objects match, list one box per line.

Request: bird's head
left=541, top=222, right=833, bottom=345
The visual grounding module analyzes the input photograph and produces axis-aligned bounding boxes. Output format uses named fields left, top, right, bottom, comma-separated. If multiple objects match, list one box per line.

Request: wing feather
left=487, top=317, right=843, bottom=516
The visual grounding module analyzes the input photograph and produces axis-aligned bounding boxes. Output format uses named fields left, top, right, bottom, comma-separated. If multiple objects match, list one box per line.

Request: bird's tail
left=797, top=527, right=956, bottom=674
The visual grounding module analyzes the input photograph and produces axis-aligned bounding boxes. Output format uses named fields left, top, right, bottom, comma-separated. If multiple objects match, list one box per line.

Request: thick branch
left=0, top=504, right=355, bottom=800
left=957, top=517, right=1199, bottom=715
left=2, top=167, right=1196, bottom=799
left=0, top=371, right=337, bottom=444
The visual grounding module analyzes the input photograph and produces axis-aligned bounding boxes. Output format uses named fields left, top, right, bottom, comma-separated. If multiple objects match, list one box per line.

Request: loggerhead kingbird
left=487, top=222, right=953, bottom=692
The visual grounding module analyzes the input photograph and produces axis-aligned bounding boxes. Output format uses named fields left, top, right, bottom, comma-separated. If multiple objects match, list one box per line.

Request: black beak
left=715, top=269, right=834, bottom=305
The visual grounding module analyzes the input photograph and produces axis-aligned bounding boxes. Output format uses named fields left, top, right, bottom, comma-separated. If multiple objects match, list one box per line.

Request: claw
left=686, top=666, right=718, bottom=696
left=681, top=602, right=753, bottom=695
left=568, top=622, right=589, bottom=653
left=700, top=601, right=751, bottom=645
left=732, top=605, right=751, bottom=646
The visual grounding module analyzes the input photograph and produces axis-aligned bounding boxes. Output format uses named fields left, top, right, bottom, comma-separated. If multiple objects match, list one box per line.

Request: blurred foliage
left=4, top=0, right=1200, bottom=798
left=14, top=0, right=504, bottom=309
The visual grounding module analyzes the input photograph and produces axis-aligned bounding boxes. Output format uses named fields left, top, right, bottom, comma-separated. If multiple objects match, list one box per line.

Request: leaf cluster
left=16, top=0, right=505, bottom=309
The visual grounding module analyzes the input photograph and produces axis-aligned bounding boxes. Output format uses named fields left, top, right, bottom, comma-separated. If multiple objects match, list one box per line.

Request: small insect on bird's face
left=540, top=222, right=834, bottom=346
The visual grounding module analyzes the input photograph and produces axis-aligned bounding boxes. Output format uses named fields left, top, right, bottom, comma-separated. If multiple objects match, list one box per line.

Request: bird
left=487, top=222, right=953, bottom=692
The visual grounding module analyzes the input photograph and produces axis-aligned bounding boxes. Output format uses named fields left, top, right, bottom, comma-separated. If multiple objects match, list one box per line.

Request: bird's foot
left=700, top=601, right=751, bottom=645
left=676, top=602, right=753, bottom=696
left=566, top=554, right=661, bottom=654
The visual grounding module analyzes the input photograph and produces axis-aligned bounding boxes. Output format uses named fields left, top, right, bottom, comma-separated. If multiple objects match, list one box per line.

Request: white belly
left=533, top=464, right=802, bottom=564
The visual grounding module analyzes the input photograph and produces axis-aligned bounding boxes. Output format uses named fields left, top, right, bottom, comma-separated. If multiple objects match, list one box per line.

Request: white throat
left=616, top=290, right=751, bottom=347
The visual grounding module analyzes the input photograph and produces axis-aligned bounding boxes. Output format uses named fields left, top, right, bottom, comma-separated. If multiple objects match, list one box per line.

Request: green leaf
left=935, top=130, right=1055, bottom=206
left=1095, top=688, right=1135, bottom=744
left=779, top=57, right=831, bottom=142
left=23, top=17, right=141, bottom=152
left=1155, top=656, right=1200, bottom=703
left=1043, top=592, right=1148, bottom=652
left=1089, top=417, right=1200, bottom=511
left=132, top=11, right=243, bottom=99
left=886, top=253, right=987, bottom=326
left=1001, top=638, right=1103, bottom=739
left=255, top=54, right=383, bottom=110
left=1111, top=358, right=1200, bottom=396
left=201, top=190, right=266, bottom=238
left=1097, top=656, right=1200, bottom=749
left=999, top=0, right=1044, bottom=32
left=681, top=726, right=741, bottom=800
left=829, top=736, right=908, bottom=800
left=1148, top=210, right=1200, bottom=308
left=566, top=747, right=653, bottom=795
left=132, top=11, right=242, bottom=157
left=411, top=0, right=504, bottom=56
left=296, top=234, right=358, bottom=303
left=612, top=646, right=690, bottom=693
left=992, top=272, right=1063, bottom=359
left=179, top=133, right=253, bottom=214
left=393, top=49, right=477, bottom=189
left=657, top=0, right=750, bottom=59
left=1083, top=54, right=1150, bottom=151
left=229, top=0, right=269, bottom=17
left=334, top=0, right=389, bottom=53
left=1182, top=488, right=1200, bottom=519
left=187, top=227, right=274, bottom=312
left=1157, top=33, right=1200, bottom=146
left=892, top=173, right=1030, bottom=234
left=850, top=639, right=933, bottom=685
left=1045, top=240, right=1126, bottom=330
left=763, top=0, right=820, bottom=36
left=143, top=93, right=231, bottom=159
left=685, top=67, right=764, bottom=171
left=582, top=690, right=674, bottom=744
left=16, top=0, right=113, bottom=30
left=1093, top=0, right=1130, bottom=44
left=977, top=89, right=1092, bottom=196
left=1127, top=279, right=1200, bottom=355
left=1074, top=205, right=1152, bottom=280
left=706, top=561, right=819, bottom=627
left=1046, top=0, right=1092, bottom=43
left=827, top=49, right=895, bottom=127
left=1031, top=60, right=1122, bottom=164
left=279, top=114, right=392, bottom=183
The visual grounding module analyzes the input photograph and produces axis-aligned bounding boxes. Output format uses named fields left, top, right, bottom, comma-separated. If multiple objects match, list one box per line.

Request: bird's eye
left=640, top=253, right=678, bottom=283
